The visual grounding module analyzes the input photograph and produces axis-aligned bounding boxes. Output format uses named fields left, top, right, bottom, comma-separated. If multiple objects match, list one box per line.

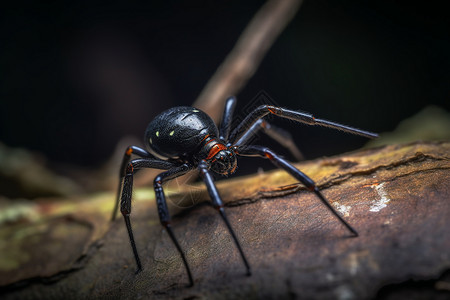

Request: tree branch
left=1, top=141, right=449, bottom=299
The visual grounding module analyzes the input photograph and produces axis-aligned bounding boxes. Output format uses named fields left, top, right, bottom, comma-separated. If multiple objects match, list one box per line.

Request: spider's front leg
left=229, top=104, right=378, bottom=145
left=234, top=119, right=304, bottom=161
left=219, top=96, right=237, bottom=141
left=198, top=160, right=251, bottom=276
left=235, top=145, right=358, bottom=237
left=153, top=164, right=195, bottom=286
left=220, top=97, right=303, bottom=160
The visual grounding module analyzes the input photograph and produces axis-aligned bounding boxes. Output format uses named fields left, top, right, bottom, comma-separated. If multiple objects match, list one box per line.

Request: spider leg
left=154, top=164, right=195, bottom=286
left=118, top=158, right=181, bottom=274
left=112, top=146, right=167, bottom=221
left=219, top=96, right=237, bottom=141
left=198, top=160, right=251, bottom=276
left=235, top=145, right=358, bottom=237
left=229, top=104, right=378, bottom=145
left=235, top=119, right=304, bottom=161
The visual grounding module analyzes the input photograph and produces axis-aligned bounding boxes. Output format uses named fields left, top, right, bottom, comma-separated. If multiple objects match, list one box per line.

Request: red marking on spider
left=268, top=107, right=276, bottom=114
left=206, top=143, right=227, bottom=160
left=264, top=152, right=274, bottom=160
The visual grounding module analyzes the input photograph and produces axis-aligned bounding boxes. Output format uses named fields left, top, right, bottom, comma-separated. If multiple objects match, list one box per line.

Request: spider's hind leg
left=112, top=146, right=161, bottom=221
left=236, top=145, right=358, bottom=237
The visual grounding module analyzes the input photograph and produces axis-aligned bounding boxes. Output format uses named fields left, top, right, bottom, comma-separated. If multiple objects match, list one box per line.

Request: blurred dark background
left=1, top=0, right=449, bottom=173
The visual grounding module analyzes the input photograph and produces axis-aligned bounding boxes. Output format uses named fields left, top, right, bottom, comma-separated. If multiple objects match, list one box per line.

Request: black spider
left=111, top=96, right=378, bottom=286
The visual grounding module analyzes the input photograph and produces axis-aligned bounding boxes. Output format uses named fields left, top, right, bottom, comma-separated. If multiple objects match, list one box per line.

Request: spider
left=111, top=96, right=378, bottom=286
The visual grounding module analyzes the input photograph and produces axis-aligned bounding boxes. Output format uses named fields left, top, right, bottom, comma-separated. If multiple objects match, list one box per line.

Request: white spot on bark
left=369, top=183, right=390, bottom=212
left=333, top=202, right=351, bottom=217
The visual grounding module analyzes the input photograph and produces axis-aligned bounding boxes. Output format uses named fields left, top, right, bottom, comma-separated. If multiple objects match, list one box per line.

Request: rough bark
left=1, top=141, right=449, bottom=299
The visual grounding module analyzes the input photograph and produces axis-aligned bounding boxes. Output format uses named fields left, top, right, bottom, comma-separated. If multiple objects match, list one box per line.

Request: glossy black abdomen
left=144, top=106, right=218, bottom=159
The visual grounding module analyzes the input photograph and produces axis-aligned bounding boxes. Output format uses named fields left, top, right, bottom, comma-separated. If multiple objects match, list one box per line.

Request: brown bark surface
left=1, top=141, right=449, bottom=299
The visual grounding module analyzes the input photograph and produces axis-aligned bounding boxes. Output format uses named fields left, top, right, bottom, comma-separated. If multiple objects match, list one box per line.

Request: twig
left=193, top=0, right=303, bottom=120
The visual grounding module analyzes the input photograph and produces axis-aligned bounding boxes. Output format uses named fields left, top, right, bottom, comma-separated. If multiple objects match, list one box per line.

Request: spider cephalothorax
left=112, top=96, right=378, bottom=286
left=207, top=146, right=237, bottom=175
